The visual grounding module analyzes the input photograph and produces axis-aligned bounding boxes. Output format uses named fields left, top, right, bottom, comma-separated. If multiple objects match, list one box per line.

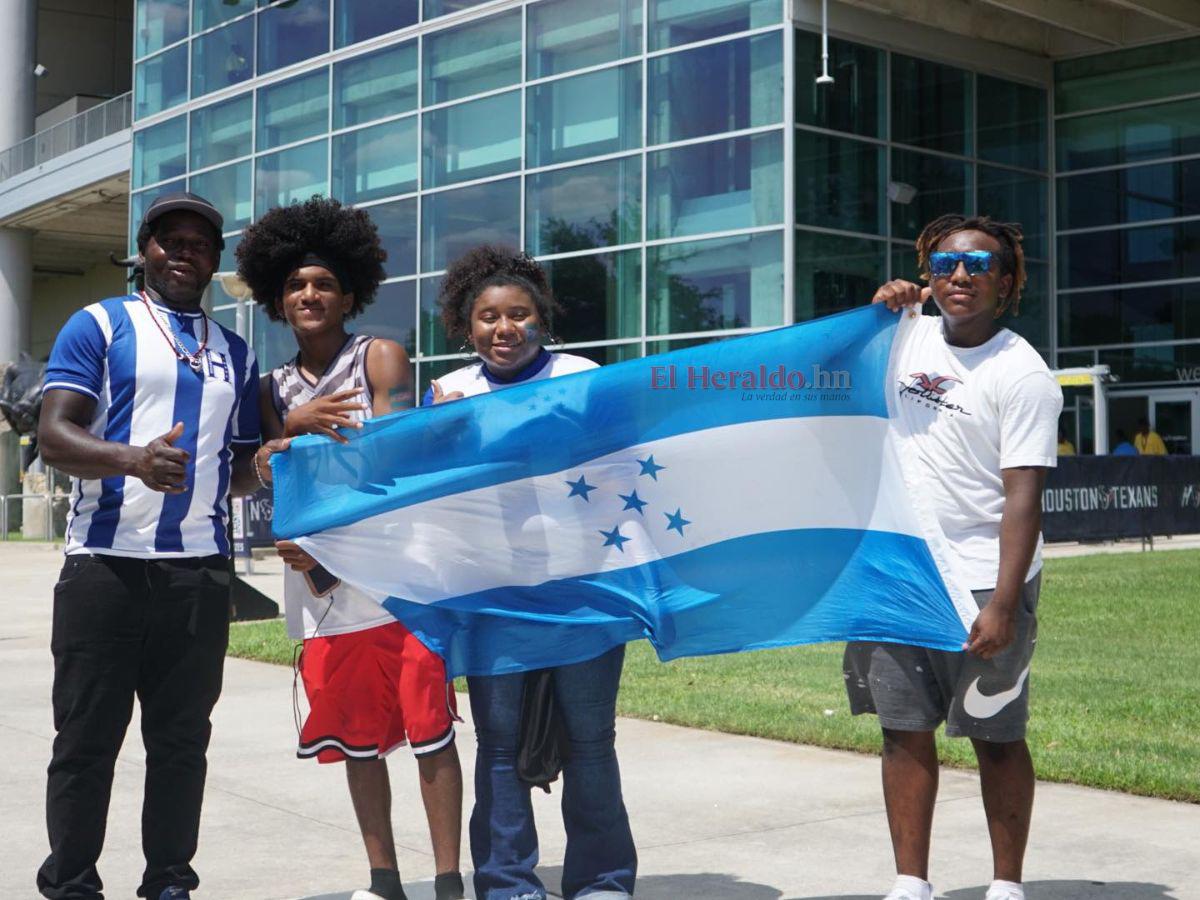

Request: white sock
left=988, top=880, right=1025, bottom=900
left=894, top=874, right=932, bottom=900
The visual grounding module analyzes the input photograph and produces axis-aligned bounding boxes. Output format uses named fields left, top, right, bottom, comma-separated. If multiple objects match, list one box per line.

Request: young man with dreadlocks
left=843, top=215, right=1062, bottom=900
left=240, top=197, right=465, bottom=900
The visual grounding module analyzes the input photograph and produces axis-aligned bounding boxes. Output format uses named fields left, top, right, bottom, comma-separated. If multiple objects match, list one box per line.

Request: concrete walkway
left=2, top=543, right=1197, bottom=900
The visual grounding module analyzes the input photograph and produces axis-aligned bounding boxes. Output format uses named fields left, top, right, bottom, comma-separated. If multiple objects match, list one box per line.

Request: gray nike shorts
left=842, top=573, right=1040, bottom=742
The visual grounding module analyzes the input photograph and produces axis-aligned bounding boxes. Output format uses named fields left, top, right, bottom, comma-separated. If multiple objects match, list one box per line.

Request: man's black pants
left=37, top=553, right=231, bottom=900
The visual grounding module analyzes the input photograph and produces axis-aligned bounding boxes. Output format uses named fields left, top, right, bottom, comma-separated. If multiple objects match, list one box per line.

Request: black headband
left=295, top=253, right=350, bottom=294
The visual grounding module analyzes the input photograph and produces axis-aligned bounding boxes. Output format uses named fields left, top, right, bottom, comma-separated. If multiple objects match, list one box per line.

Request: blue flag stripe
left=273, top=304, right=898, bottom=539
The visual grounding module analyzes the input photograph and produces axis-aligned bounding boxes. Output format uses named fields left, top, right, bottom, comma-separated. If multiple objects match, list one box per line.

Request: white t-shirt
left=894, top=314, right=1063, bottom=590
left=423, top=348, right=598, bottom=404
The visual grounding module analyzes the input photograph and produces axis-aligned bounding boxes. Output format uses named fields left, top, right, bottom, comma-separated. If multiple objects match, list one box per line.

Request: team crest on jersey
left=203, top=349, right=232, bottom=383
left=899, top=372, right=970, bottom=416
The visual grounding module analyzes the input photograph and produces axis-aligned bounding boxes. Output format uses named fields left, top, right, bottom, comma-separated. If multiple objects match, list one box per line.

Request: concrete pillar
left=0, top=0, right=37, bottom=366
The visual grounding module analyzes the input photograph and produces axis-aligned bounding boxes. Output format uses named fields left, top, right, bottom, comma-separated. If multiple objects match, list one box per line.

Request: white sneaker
left=350, top=891, right=387, bottom=900
left=985, top=881, right=1026, bottom=900
left=885, top=875, right=933, bottom=900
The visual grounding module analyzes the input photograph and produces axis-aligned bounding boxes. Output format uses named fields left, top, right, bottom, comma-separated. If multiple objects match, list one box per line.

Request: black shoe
left=157, top=888, right=191, bottom=900
left=434, top=871, right=466, bottom=900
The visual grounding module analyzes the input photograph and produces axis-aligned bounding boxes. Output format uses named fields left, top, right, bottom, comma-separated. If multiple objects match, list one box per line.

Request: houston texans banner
left=271, top=304, right=978, bottom=678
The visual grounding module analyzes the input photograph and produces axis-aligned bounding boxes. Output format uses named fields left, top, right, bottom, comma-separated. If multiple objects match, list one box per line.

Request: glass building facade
left=130, top=0, right=1192, bottom=444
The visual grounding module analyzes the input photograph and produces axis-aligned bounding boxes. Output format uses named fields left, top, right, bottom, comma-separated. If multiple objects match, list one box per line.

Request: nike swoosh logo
left=962, top=664, right=1031, bottom=719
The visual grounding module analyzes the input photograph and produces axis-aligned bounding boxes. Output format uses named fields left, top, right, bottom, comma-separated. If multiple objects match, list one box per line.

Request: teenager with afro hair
left=423, top=245, right=637, bottom=900
left=843, top=214, right=1062, bottom=900
left=242, top=197, right=465, bottom=900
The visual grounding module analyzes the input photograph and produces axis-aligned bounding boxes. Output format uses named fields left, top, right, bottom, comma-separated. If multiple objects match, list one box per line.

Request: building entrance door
left=1151, top=390, right=1199, bottom=455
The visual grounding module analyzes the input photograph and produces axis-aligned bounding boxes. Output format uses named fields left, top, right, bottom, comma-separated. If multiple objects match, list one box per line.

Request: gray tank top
left=270, top=333, right=374, bottom=426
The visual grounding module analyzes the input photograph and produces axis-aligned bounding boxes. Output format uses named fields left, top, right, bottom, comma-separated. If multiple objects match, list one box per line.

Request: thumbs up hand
left=133, top=421, right=191, bottom=493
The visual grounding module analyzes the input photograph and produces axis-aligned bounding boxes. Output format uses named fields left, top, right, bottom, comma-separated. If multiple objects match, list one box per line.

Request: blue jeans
left=467, top=645, right=636, bottom=900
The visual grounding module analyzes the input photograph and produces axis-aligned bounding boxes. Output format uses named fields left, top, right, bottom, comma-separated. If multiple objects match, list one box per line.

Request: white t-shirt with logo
left=894, top=314, right=1063, bottom=590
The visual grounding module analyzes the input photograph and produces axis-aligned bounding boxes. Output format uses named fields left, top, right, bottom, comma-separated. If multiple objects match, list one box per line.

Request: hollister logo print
left=899, top=372, right=971, bottom=417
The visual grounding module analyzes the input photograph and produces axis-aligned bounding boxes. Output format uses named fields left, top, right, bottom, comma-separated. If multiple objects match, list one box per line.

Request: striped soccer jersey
left=44, top=293, right=259, bottom=558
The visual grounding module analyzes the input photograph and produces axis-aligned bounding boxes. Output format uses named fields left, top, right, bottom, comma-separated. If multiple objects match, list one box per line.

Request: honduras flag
left=272, top=305, right=977, bottom=677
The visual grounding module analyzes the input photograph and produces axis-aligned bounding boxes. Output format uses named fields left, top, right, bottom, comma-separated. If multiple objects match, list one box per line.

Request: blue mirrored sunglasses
left=929, top=250, right=992, bottom=277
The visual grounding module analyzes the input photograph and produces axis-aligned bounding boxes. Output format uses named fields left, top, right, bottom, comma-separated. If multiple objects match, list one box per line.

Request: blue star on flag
left=664, top=508, right=691, bottom=536
left=565, top=475, right=597, bottom=502
left=618, top=489, right=648, bottom=515
left=599, top=525, right=631, bottom=552
left=638, top=455, right=666, bottom=481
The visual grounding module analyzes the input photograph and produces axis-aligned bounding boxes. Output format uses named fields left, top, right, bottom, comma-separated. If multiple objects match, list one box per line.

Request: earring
left=459, top=338, right=473, bottom=354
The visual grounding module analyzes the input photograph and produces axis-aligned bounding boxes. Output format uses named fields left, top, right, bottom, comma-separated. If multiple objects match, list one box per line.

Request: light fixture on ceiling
left=816, top=0, right=834, bottom=85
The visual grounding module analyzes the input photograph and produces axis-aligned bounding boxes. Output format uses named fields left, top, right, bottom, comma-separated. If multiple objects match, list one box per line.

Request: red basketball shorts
left=296, top=620, right=457, bottom=764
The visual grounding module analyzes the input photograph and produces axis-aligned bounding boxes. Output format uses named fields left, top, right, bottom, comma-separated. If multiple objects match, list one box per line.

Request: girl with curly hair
left=424, top=245, right=636, bottom=900
left=241, top=197, right=465, bottom=900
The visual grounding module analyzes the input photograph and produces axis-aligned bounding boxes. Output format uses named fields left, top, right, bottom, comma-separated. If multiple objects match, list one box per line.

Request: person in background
left=241, top=197, right=465, bottom=900
left=1056, top=428, right=1075, bottom=456
left=428, top=245, right=637, bottom=900
left=35, top=192, right=265, bottom=900
left=1111, top=429, right=1138, bottom=456
left=846, top=215, right=1062, bottom=900
left=1134, top=417, right=1167, bottom=455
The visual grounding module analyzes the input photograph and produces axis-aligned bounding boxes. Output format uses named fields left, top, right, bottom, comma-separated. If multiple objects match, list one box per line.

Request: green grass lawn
left=228, top=549, right=1200, bottom=802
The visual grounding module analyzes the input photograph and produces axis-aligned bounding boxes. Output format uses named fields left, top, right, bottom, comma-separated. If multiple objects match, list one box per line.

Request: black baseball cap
left=142, top=191, right=224, bottom=234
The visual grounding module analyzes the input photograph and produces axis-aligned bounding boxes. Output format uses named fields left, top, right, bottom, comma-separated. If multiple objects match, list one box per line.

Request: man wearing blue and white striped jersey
left=35, top=193, right=269, bottom=900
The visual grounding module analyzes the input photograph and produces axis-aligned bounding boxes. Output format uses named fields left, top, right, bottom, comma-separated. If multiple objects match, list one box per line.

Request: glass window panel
left=133, top=115, right=187, bottom=188
left=335, top=0, right=417, bottom=48
left=192, top=16, right=255, bottom=98
left=647, top=131, right=783, bottom=240
left=648, top=0, right=780, bottom=51
left=976, top=75, right=1047, bottom=172
left=333, top=42, right=417, bottom=128
left=424, top=0, right=491, bottom=18
left=527, top=63, right=642, bottom=168
left=218, top=231, right=243, bottom=274
left=194, top=0, right=251, bottom=33
left=255, top=139, right=329, bottom=216
left=1004, top=261, right=1049, bottom=358
left=891, top=54, right=972, bottom=156
left=352, top=279, right=417, bottom=356
left=794, top=230, right=886, bottom=321
left=418, top=274, right=451, bottom=355
left=647, top=335, right=727, bottom=354
left=890, top=241, right=922, bottom=285
left=190, top=94, right=253, bottom=170
left=1057, top=97, right=1200, bottom=171
left=1097, top=343, right=1200, bottom=386
left=1055, top=37, right=1200, bottom=116
left=136, top=0, right=188, bottom=58
left=794, top=30, right=883, bottom=137
left=794, top=131, right=884, bottom=235
left=528, top=0, right=641, bottom=79
left=421, top=177, right=520, bottom=273
left=424, top=92, right=521, bottom=188
left=1059, top=283, right=1200, bottom=347
left=135, top=45, right=189, bottom=120
left=423, top=10, right=521, bottom=105
left=541, top=249, right=642, bottom=343
left=526, top=157, right=641, bottom=256
left=1058, top=220, right=1200, bottom=289
left=258, top=69, right=329, bottom=151
left=977, top=166, right=1048, bottom=258
left=253, top=304, right=299, bottom=371
left=649, top=33, right=782, bottom=144
left=890, top=149, right=972, bottom=241
left=1058, top=158, right=1200, bottom=232
left=334, top=117, right=418, bottom=204
left=565, top=343, right=642, bottom=366
left=258, top=0, right=330, bottom=75
left=189, top=161, right=252, bottom=230
left=371, top=198, right=418, bottom=278
left=647, top=231, right=783, bottom=334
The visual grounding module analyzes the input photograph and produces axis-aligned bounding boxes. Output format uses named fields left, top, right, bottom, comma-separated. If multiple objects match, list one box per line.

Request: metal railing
left=0, top=493, right=70, bottom=542
left=0, top=92, right=132, bottom=184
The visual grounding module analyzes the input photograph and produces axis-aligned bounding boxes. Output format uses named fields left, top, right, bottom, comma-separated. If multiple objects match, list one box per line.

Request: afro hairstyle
left=438, top=244, right=562, bottom=339
left=235, top=196, right=387, bottom=321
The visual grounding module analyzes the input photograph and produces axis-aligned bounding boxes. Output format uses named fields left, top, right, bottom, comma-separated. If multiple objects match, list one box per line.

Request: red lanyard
left=140, top=291, right=209, bottom=372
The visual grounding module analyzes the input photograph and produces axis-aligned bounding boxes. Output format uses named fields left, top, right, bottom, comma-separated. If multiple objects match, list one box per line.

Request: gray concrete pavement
left=2, top=543, right=1198, bottom=900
